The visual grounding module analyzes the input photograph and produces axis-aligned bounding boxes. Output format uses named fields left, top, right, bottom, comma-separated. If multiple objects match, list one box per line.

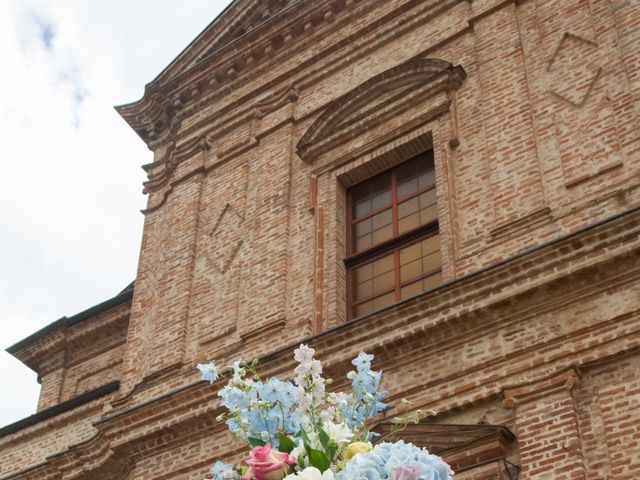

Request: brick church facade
left=2, top=0, right=640, bottom=478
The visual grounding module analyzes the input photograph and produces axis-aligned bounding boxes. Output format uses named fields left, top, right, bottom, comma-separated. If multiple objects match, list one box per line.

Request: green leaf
left=276, top=433, right=296, bottom=454
left=317, top=427, right=330, bottom=450
left=307, top=448, right=330, bottom=472
left=299, top=428, right=311, bottom=445
left=328, top=441, right=338, bottom=462
left=248, top=437, right=266, bottom=447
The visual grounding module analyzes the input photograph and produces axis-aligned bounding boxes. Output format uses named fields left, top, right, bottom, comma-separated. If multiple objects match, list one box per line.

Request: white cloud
left=0, top=0, right=232, bottom=428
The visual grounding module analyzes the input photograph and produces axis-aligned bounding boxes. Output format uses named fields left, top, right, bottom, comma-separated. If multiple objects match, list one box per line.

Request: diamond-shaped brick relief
left=204, top=204, right=244, bottom=274
left=547, top=33, right=600, bottom=107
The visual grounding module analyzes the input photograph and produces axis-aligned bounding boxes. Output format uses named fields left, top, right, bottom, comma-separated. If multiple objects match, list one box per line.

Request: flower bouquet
left=197, top=345, right=453, bottom=480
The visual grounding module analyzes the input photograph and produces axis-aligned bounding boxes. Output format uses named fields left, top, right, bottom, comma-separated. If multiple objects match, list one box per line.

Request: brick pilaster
left=504, top=369, right=585, bottom=480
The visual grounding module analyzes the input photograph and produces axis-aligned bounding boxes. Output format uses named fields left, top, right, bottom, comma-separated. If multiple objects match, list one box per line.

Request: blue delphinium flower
left=340, top=352, right=387, bottom=429
left=352, top=352, right=374, bottom=370
left=335, top=441, right=453, bottom=480
left=197, top=362, right=219, bottom=384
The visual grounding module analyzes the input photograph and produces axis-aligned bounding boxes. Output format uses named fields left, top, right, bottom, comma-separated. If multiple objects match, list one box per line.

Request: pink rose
left=241, top=444, right=295, bottom=480
left=390, top=465, right=421, bottom=480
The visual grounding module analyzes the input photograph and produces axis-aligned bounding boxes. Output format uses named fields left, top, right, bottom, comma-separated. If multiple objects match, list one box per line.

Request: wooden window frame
left=345, top=152, right=440, bottom=319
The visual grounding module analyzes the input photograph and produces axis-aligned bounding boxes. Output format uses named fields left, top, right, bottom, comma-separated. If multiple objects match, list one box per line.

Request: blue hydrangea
left=335, top=441, right=452, bottom=480
left=218, top=377, right=300, bottom=447
left=209, top=460, right=237, bottom=479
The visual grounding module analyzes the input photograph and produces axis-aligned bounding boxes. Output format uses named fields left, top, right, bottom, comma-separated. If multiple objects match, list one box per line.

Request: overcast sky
left=0, top=0, right=232, bottom=428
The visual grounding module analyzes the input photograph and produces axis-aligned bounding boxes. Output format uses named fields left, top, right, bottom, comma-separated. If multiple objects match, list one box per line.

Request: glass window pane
left=419, top=189, right=437, bottom=208
left=354, top=300, right=374, bottom=318
left=354, top=198, right=372, bottom=219
left=354, top=279, right=373, bottom=302
left=420, top=205, right=438, bottom=226
left=372, top=224, right=393, bottom=245
left=397, top=177, right=418, bottom=199
left=400, top=259, right=422, bottom=282
left=398, top=212, right=421, bottom=234
left=422, top=251, right=442, bottom=273
left=418, top=168, right=435, bottom=190
left=355, top=235, right=372, bottom=252
left=351, top=171, right=392, bottom=219
left=373, top=292, right=396, bottom=310
left=372, top=209, right=392, bottom=230
left=399, top=242, right=421, bottom=266
left=398, top=197, right=419, bottom=220
left=422, top=272, right=442, bottom=290
left=353, top=263, right=372, bottom=283
left=372, top=254, right=394, bottom=276
left=372, top=270, right=394, bottom=295
left=354, top=218, right=372, bottom=238
left=400, top=281, right=423, bottom=299
left=421, top=235, right=440, bottom=255
left=398, top=236, right=442, bottom=282
left=371, top=189, right=392, bottom=211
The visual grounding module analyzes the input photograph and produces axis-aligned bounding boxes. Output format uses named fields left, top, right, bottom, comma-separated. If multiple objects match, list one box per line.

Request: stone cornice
left=6, top=205, right=639, bottom=480
left=116, top=0, right=376, bottom=148
left=7, top=295, right=132, bottom=377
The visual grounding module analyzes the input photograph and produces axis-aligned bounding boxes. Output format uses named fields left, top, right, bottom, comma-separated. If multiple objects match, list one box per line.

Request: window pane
left=354, top=218, right=372, bottom=238
left=372, top=224, right=393, bottom=245
left=398, top=235, right=442, bottom=283
left=419, top=189, right=437, bottom=209
left=353, top=210, right=392, bottom=254
left=400, top=281, right=423, bottom=299
left=400, top=271, right=442, bottom=300
left=419, top=190, right=438, bottom=225
left=397, top=154, right=435, bottom=200
left=353, top=263, right=372, bottom=283
left=422, top=271, right=442, bottom=290
left=398, top=197, right=419, bottom=220
left=373, top=292, right=396, bottom=310
left=372, top=254, right=394, bottom=276
left=372, top=270, right=394, bottom=295
left=397, top=176, right=418, bottom=199
left=422, top=235, right=440, bottom=255
left=354, top=279, right=373, bottom=301
left=353, top=252, right=395, bottom=302
left=355, top=235, right=372, bottom=252
left=351, top=171, right=392, bottom=219
left=418, top=167, right=435, bottom=191
left=400, top=259, right=422, bottom=282
left=422, top=251, right=442, bottom=274
left=353, top=300, right=374, bottom=318
left=354, top=209, right=393, bottom=253
left=398, top=212, right=421, bottom=234
left=399, top=241, right=421, bottom=266
left=372, top=209, right=392, bottom=230
left=396, top=157, right=422, bottom=199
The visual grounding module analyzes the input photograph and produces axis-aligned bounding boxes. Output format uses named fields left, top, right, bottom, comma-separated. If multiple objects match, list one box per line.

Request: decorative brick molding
left=503, top=368, right=581, bottom=409
left=297, top=58, right=465, bottom=163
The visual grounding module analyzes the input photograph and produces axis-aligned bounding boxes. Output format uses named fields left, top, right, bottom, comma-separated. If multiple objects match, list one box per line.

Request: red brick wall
left=3, top=0, right=640, bottom=478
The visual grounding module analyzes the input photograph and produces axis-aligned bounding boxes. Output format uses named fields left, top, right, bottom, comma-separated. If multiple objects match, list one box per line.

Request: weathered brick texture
left=2, top=0, right=640, bottom=478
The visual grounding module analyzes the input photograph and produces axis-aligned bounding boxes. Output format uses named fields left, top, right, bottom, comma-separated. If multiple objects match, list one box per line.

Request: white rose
left=324, top=421, right=353, bottom=445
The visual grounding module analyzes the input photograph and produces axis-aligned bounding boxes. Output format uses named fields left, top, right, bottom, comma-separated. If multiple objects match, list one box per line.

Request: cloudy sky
left=0, top=0, right=232, bottom=428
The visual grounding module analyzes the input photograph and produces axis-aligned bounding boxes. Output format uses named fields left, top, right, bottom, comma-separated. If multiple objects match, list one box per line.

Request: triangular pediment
left=157, top=0, right=299, bottom=86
